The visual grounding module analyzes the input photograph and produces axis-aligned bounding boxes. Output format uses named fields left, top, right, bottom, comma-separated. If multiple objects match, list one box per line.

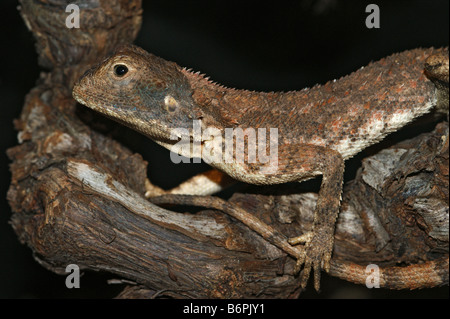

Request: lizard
left=72, top=44, right=449, bottom=291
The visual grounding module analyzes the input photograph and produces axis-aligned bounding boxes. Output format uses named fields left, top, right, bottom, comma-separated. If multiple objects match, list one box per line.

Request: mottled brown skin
left=425, top=49, right=449, bottom=113
left=73, top=45, right=448, bottom=291
left=330, top=257, right=449, bottom=290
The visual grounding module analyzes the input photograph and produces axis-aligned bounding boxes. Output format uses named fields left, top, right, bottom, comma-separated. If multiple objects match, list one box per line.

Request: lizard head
left=73, top=45, right=201, bottom=142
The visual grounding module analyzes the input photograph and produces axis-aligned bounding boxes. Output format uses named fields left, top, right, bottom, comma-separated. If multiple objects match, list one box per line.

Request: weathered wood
left=7, top=0, right=448, bottom=298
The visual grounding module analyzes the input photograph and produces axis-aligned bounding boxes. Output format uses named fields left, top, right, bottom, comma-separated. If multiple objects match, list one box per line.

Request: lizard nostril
left=114, top=64, right=128, bottom=77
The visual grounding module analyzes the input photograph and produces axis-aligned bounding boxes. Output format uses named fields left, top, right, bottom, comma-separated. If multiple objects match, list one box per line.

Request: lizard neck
left=181, top=68, right=279, bottom=128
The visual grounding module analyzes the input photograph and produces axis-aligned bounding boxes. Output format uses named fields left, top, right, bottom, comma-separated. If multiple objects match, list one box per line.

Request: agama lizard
left=73, top=45, right=449, bottom=291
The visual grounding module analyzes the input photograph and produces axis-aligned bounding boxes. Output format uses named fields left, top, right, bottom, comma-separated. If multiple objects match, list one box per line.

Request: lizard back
left=184, top=47, right=444, bottom=160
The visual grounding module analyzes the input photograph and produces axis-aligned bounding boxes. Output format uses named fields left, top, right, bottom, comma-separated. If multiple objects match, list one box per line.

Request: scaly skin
left=329, top=257, right=449, bottom=290
left=73, top=45, right=448, bottom=290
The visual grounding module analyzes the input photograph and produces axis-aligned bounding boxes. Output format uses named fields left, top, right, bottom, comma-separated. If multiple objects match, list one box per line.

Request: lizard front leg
left=266, top=144, right=345, bottom=291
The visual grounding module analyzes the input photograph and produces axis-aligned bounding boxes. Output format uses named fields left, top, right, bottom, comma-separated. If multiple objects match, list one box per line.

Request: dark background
left=0, top=0, right=448, bottom=298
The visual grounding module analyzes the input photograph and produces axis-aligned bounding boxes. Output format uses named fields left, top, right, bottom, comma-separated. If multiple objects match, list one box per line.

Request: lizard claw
left=289, top=231, right=334, bottom=291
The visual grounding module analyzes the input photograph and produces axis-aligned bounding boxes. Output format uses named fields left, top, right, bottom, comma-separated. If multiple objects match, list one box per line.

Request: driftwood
left=7, top=0, right=448, bottom=298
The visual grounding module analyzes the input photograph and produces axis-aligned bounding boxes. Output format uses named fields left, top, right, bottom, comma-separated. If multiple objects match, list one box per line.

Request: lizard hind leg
left=145, top=169, right=236, bottom=197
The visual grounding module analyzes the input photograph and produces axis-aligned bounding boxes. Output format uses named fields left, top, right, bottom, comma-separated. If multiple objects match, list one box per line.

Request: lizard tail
left=329, top=257, right=449, bottom=289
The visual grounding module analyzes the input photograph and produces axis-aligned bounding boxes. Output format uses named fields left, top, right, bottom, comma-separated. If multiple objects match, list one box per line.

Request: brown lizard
left=72, top=45, right=448, bottom=291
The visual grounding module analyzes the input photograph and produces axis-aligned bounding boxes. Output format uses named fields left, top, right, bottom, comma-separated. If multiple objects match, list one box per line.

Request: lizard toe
left=292, top=230, right=334, bottom=290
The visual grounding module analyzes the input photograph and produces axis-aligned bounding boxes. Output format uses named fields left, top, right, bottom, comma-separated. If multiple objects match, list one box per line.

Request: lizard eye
left=114, top=64, right=128, bottom=77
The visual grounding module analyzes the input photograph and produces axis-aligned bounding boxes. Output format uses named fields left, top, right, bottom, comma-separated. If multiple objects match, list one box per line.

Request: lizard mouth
left=72, top=88, right=86, bottom=106
left=73, top=89, right=179, bottom=142
left=72, top=75, right=93, bottom=107
left=73, top=79, right=198, bottom=143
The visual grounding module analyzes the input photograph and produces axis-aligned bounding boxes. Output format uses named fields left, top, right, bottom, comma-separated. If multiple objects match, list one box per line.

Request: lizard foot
left=288, top=230, right=334, bottom=291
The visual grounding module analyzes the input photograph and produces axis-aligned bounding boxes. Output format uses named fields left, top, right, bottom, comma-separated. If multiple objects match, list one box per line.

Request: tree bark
left=7, top=0, right=448, bottom=298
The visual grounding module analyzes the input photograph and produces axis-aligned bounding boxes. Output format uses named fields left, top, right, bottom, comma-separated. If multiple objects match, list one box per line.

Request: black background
left=0, top=0, right=448, bottom=298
